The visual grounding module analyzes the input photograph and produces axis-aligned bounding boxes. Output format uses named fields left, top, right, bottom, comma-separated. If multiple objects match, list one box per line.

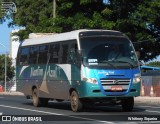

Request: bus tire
left=121, top=97, right=134, bottom=112
left=56, top=99, right=64, bottom=102
left=70, top=91, right=83, bottom=112
left=41, top=98, right=49, bottom=107
left=32, top=88, right=41, bottom=107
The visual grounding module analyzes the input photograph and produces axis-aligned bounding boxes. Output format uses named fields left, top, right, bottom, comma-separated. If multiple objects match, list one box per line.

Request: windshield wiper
left=114, top=60, right=135, bottom=68
left=98, top=61, right=117, bottom=69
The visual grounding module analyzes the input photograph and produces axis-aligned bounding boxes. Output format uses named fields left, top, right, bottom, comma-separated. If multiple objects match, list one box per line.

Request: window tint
left=68, top=43, right=78, bottom=64
left=29, top=46, right=39, bottom=64
left=19, top=47, right=29, bottom=65
left=38, top=45, right=49, bottom=64
left=80, top=37, right=138, bottom=68
left=61, top=44, right=69, bottom=63
left=49, top=44, right=60, bottom=63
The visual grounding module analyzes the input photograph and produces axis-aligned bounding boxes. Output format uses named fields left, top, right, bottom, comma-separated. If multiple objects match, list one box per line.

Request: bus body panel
left=17, top=64, right=72, bottom=100
left=76, top=67, right=140, bottom=98
left=17, top=64, right=140, bottom=99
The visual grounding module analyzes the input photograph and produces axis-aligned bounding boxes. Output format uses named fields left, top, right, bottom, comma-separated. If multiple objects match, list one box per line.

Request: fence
left=141, top=70, right=160, bottom=97
left=0, top=81, right=16, bottom=92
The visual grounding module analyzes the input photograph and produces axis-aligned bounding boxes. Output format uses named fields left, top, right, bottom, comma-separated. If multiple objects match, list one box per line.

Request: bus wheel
left=41, top=98, right=49, bottom=107
left=32, top=88, right=41, bottom=107
left=121, top=97, right=134, bottom=112
left=56, top=99, right=64, bottom=102
left=70, top=91, right=83, bottom=112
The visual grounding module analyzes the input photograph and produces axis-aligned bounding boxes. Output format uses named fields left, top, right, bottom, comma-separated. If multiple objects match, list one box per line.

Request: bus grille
left=100, top=78, right=131, bottom=92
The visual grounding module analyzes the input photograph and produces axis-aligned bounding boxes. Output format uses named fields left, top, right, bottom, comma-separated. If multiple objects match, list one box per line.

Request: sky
left=0, top=19, right=20, bottom=54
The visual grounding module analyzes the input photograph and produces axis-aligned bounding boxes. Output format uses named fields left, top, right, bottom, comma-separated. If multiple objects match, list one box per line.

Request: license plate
left=111, top=86, right=123, bottom=91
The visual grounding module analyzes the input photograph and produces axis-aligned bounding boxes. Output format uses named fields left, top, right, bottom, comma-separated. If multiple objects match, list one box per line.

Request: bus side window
left=38, top=45, right=49, bottom=64
left=19, top=47, right=29, bottom=65
left=49, top=44, right=60, bottom=64
left=61, top=44, right=69, bottom=64
left=29, top=46, right=39, bottom=64
left=68, top=43, right=78, bottom=64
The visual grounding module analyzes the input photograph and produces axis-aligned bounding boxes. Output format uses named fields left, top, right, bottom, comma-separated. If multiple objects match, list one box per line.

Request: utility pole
left=53, top=0, right=56, bottom=18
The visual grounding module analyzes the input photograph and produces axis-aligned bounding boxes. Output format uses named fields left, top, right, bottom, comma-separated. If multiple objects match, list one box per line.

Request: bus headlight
left=83, top=78, right=98, bottom=84
left=133, top=77, right=141, bottom=84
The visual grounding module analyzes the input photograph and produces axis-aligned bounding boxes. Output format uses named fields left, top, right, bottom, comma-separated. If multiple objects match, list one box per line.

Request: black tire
left=56, top=99, right=64, bottom=102
left=121, top=97, right=134, bottom=112
left=32, top=88, right=41, bottom=107
left=26, top=95, right=30, bottom=99
left=70, top=91, right=83, bottom=112
left=41, top=98, right=49, bottom=107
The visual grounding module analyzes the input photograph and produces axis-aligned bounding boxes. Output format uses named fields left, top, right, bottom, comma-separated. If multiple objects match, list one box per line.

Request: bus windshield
left=80, top=36, right=139, bottom=69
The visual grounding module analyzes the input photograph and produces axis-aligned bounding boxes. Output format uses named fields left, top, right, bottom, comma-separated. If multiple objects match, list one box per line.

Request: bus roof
left=21, top=29, right=123, bottom=47
left=141, top=65, right=160, bottom=70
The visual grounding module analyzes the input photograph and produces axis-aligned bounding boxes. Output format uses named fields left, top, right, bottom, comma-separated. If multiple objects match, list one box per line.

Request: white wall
left=10, top=30, right=20, bottom=67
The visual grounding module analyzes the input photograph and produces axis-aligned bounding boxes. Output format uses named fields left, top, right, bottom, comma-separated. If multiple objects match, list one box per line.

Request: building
left=9, top=29, right=21, bottom=91
left=10, top=29, right=21, bottom=67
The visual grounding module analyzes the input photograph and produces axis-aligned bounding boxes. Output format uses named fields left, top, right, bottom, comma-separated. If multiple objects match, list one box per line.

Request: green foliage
left=0, top=55, right=15, bottom=81
left=129, top=0, right=160, bottom=62
left=0, top=0, right=5, bottom=23
left=0, top=0, right=16, bottom=23
left=7, top=0, right=160, bottom=62
left=147, top=61, right=160, bottom=68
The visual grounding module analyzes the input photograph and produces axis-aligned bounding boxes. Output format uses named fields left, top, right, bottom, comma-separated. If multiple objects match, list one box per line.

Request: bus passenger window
left=38, top=45, right=49, bottom=64
left=49, top=44, right=60, bottom=63
left=19, top=47, right=29, bottom=65
left=61, top=44, right=69, bottom=64
left=29, top=46, right=39, bottom=64
left=68, top=43, right=78, bottom=64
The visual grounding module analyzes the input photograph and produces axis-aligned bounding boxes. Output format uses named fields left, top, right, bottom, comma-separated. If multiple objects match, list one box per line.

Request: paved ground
left=0, top=91, right=24, bottom=96
left=0, top=91, right=160, bottom=105
left=0, top=95, right=160, bottom=124
left=135, top=96, right=160, bottom=105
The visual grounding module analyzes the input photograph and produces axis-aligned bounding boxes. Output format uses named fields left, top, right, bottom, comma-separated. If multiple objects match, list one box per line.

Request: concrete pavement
left=0, top=91, right=24, bottom=96
left=134, top=96, right=160, bottom=105
left=0, top=91, right=160, bottom=105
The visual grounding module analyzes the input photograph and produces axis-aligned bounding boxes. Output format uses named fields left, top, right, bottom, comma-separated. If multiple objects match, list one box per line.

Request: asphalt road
left=0, top=95, right=160, bottom=124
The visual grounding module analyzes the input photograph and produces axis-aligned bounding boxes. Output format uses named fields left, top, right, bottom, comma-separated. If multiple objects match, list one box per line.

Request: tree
left=0, top=55, right=15, bottom=81
left=11, top=0, right=54, bottom=40
left=146, top=61, right=160, bottom=68
left=128, top=0, right=160, bottom=62
left=0, top=0, right=15, bottom=23
left=0, top=0, right=5, bottom=23
left=8, top=0, right=160, bottom=61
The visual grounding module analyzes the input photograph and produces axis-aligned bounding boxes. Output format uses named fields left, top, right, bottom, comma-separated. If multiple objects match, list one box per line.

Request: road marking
left=137, top=106, right=160, bottom=114
left=145, top=110, right=160, bottom=114
left=139, top=106, right=160, bottom=109
left=0, top=104, right=115, bottom=123
left=0, top=104, right=62, bottom=115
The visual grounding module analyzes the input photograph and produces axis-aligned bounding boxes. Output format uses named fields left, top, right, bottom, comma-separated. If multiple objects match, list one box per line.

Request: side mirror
left=136, top=51, right=140, bottom=59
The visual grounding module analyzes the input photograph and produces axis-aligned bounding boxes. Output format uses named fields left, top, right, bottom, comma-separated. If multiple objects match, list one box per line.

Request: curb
left=134, top=96, right=160, bottom=105
left=0, top=92, right=24, bottom=96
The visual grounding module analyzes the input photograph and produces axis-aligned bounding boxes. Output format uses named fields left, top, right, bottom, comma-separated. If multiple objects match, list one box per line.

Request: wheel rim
left=33, top=90, right=37, bottom=104
left=71, top=94, right=77, bottom=110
